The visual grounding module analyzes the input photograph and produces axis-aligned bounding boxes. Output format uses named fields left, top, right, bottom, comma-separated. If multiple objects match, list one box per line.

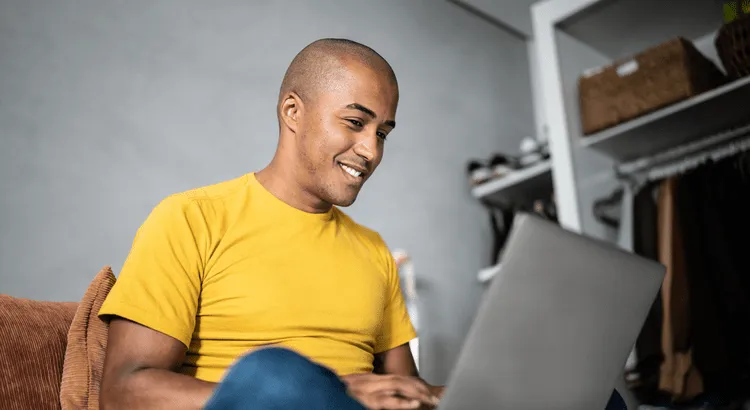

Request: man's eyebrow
left=346, top=103, right=376, bottom=118
left=345, top=103, right=396, bottom=128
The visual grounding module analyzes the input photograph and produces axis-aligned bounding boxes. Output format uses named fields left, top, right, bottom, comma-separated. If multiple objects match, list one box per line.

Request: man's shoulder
left=148, top=174, right=250, bottom=221
left=177, top=174, right=250, bottom=202
left=334, top=209, right=388, bottom=249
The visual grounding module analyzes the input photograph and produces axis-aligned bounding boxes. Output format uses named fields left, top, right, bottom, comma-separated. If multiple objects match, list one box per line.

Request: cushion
left=60, top=267, right=116, bottom=410
left=0, top=295, right=78, bottom=410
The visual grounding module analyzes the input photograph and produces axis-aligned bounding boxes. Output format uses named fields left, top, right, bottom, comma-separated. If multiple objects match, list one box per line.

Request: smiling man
left=98, top=38, right=442, bottom=410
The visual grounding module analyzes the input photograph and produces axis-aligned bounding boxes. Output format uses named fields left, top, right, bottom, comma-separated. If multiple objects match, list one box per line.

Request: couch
left=0, top=267, right=116, bottom=410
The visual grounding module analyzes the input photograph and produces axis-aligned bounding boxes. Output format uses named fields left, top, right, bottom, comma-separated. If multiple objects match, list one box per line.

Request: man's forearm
left=101, top=367, right=217, bottom=410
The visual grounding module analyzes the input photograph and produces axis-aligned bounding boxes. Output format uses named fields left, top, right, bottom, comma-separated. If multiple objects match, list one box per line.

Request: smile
left=339, top=163, right=363, bottom=178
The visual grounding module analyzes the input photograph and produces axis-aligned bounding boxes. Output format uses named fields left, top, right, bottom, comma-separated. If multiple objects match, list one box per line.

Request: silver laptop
left=438, top=213, right=665, bottom=410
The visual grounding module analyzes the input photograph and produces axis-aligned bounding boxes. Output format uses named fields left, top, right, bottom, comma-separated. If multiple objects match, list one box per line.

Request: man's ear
left=279, top=92, right=303, bottom=133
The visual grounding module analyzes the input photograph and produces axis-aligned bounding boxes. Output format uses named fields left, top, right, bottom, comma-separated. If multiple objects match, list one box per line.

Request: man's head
left=275, top=38, right=399, bottom=209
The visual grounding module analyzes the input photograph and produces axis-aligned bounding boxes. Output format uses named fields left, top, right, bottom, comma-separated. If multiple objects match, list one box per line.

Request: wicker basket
left=578, top=37, right=727, bottom=136
left=716, top=14, right=750, bottom=79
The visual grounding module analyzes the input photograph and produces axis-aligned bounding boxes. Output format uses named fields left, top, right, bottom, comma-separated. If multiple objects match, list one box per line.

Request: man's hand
left=342, top=373, right=440, bottom=410
left=428, top=385, right=445, bottom=400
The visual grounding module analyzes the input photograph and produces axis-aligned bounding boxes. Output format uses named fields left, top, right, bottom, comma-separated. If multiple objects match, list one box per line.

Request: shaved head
left=278, top=38, right=398, bottom=110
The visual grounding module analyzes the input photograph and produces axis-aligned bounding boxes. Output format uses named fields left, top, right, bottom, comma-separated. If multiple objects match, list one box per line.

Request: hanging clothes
left=630, top=182, right=666, bottom=404
left=676, top=155, right=750, bottom=397
left=657, top=177, right=703, bottom=401
left=489, top=207, right=514, bottom=266
left=605, top=146, right=750, bottom=406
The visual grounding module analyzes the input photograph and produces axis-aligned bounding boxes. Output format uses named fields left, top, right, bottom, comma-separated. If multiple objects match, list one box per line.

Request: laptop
left=437, top=213, right=665, bottom=410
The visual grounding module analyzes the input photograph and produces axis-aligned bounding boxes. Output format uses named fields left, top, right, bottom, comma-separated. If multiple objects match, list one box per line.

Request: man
left=98, top=38, right=443, bottom=410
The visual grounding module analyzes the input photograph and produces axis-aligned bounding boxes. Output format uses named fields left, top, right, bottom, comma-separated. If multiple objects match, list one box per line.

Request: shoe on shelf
left=489, top=153, right=519, bottom=178
left=518, top=136, right=546, bottom=168
left=467, top=151, right=523, bottom=187
left=467, top=160, right=493, bottom=186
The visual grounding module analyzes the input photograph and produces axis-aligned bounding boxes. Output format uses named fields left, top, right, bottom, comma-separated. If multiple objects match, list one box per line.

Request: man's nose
left=352, top=138, right=377, bottom=162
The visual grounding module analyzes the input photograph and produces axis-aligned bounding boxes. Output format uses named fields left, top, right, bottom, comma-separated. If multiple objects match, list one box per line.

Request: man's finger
left=368, top=393, right=421, bottom=410
left=365, top=375, right=430, bottom=395
left=390, top=377, right=436, bottom=404
left=344, top=374, right=437, bottom=407
left=367, top=382, right=437, bottom=405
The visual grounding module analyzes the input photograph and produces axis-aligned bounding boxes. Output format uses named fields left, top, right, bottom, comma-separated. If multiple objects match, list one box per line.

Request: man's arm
left=373, top=343, right=417, bottom=377
left=375, top=343, right=445, bottom=399
left=100, top=318, right=216, bottom=410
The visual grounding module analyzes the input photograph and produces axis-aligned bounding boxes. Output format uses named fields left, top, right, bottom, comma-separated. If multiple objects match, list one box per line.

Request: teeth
left=340, top=164, right=362, bottom=177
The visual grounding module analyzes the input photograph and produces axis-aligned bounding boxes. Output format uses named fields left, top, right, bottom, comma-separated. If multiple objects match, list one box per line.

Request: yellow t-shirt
left=99, top=173, right=416, bottom=383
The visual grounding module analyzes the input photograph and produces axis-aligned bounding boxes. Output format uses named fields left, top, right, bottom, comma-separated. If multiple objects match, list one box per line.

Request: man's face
left=297, top=61, right=398, bottom=207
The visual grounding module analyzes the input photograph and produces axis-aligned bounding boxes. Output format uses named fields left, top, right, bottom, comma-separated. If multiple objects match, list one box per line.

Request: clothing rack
left=614, top=122, right=750, bottom=186
left=593, top=123, right=750, bottom=226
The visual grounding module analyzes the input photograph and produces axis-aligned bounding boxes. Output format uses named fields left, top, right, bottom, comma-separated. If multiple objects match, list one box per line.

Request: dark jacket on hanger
left=675, top=155, right=750, bottom=396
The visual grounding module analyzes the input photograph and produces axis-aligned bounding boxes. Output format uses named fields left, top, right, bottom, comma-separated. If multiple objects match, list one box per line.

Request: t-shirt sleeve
left=99, top=194, right=206, bottom=348
left=374, top=244, right=418, bottom=353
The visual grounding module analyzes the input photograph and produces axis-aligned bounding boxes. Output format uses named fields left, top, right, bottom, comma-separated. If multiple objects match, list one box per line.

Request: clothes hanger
left=592, top=188, right=623, bottom=229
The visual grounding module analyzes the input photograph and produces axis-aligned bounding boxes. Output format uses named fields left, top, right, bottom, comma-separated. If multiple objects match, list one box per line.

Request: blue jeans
left=203, top=347, right=628, bottom=410
left=203, top=347, right=366, bottom=410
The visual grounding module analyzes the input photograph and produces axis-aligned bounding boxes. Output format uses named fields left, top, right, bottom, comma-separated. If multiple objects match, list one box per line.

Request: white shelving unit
left=531, top=2, right=734, bottom=409
left=531, top=0, right=730, bottom=238
left=471, top=160, right=553, bottom=207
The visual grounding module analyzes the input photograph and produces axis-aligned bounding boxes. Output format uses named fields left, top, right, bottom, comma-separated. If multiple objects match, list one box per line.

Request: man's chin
left=331, top=195, right=358, bottom=207
left=322, top=181, right=363, bottom=208
left=328, top=190, right=360, bottom=207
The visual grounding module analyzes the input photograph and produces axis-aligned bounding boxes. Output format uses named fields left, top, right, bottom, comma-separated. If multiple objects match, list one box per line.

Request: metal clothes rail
left=614, top=122, right=750, bottom=185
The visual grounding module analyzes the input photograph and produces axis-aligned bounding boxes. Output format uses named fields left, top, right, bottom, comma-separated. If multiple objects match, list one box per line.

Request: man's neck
left=254, top=162, right=332, bottom=214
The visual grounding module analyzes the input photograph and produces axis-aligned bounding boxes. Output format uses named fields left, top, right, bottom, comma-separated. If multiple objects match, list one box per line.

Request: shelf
left=557, top=0, right=721, bottom=60
left=471, top=160, right=552, bottom=207
left=580, top=77, right=750, bottom=163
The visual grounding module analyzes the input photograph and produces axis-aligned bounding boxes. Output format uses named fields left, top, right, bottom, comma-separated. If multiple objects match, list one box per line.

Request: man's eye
left=377, top=131, right=388, bottom=141
left=348, top=119, right=363, bottom=127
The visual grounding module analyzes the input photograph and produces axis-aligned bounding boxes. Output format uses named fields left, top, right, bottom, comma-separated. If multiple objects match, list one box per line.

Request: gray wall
left=454, top=0, right=538, bottom=37
left=0, top=0, right=534, bottom=384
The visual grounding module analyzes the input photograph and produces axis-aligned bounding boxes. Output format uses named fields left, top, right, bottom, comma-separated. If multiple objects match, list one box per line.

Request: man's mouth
left=338, top=162, right=365, bottom=179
